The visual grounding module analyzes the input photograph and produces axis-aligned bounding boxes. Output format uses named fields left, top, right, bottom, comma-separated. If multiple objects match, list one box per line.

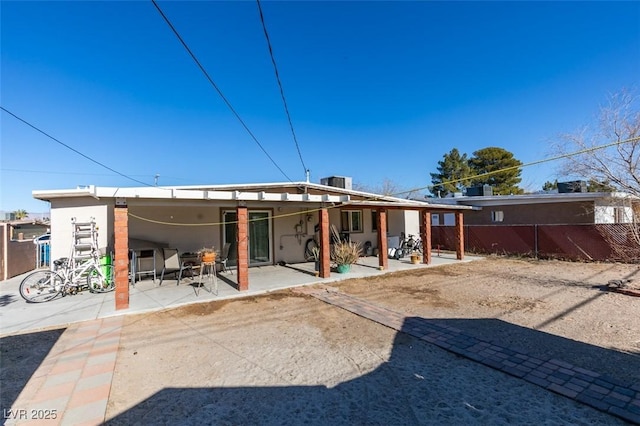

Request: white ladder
left=70, top=217, right=100, bottom=269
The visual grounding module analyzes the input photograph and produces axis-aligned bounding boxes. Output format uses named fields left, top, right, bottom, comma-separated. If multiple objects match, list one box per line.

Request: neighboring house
left=0, top=220, right=50, bottom=280
left=424, top=185, right=639, bottom=262
left=429, top=191, right=636, bottom=226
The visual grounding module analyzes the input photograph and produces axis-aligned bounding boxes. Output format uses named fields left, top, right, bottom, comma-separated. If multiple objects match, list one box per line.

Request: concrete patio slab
left=0, top=252, right=480, bottom=337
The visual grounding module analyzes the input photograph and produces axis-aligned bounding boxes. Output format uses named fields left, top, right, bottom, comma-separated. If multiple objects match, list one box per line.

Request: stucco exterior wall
left=49, top=198, right=111, bottom=261
left=594, top=199, right=633, bottom=224
left=46, top=196, right=424, bottom=270
left=128, top=203, right=221, bottom=253
left=272, top=207, right=316, bottom=263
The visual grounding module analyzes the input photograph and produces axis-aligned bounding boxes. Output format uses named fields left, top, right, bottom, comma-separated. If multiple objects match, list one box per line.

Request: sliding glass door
left=222, top=210, right=272, bottom=267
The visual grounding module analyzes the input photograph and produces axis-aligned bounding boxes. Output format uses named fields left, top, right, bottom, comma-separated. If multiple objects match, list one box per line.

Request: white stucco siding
left=49, top=198, right=111, bottom=262
left=594, top=200, right=633, bottom=224
left=403, top=211, right=420, bottom=237
left=128, top=204, right=221, bottom=253
left=273, top=208, right=317, bottom=263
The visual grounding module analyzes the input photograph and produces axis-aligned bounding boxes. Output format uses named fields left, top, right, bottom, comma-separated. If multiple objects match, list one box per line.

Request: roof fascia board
left=453, top=192, right=632, bottom=206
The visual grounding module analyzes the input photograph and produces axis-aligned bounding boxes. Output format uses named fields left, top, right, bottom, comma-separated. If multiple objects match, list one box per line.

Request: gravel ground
left=104, top=257, right=639, bottom=425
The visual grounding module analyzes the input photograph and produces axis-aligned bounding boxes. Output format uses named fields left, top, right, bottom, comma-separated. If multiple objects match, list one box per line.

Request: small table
left=192, top=261, right=218, bottom=296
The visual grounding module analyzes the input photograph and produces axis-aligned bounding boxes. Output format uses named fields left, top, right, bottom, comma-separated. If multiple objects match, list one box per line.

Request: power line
left=0, top=107, right=155, bottom=187
left=150, top=0, right=293, bottom=182
left=256, top=0, right=308, bottom=177
left=1, top=168, right=153, bottom=178
left=394, top=135, right=640, bottom=198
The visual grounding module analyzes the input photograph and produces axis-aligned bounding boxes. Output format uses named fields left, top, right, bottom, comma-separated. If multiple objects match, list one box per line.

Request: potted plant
left=410, top=251, right=420, bottom=264
left=198, top=247, right=216, bottom=263
left=331, top=241, right=362, bottom=273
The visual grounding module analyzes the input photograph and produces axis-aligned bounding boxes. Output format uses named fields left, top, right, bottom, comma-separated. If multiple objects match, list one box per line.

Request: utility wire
left=0, top=106, right=155, bottom=187
left=256, top=0, right=308, bottom=177
left=387, top=135, right=640, bottom=199
left=151, top=0, right=293, bottom=182
left=1, top=168, right=154, bottom=178
left=127, top=135, right=640, bottom=227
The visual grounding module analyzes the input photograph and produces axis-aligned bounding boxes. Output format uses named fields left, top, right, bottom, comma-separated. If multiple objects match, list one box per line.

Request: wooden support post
left=319, top=208, right=330, bottom=278
left=421, top=209, right=432, bottom=265
left=114, top=205, right=129, bottom=310
left=236, top=206, right=249, bottom=291
left=455, top=211, right=465, bottom=260
left=377, top=209, right=388, bottom=270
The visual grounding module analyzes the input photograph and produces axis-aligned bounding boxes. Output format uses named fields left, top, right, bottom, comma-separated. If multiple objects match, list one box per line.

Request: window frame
left=341, top=209, right=364, bottom=233
left=491, top=210, right=504, bottom=223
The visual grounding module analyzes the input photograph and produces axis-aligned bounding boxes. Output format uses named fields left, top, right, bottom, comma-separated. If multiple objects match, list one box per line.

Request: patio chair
left=159, top=248, right=191, bottom=286
left=216, top=242, right=234, bottom=274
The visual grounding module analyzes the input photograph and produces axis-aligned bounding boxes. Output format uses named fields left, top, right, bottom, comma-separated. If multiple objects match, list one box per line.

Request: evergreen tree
left=429, top=148, right=471, bottom=197
left=468, top=147, right=523, bottom=195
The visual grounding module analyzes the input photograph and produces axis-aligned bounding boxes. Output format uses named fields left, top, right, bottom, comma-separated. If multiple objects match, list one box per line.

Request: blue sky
left=1, top=1, right=639, bottom=212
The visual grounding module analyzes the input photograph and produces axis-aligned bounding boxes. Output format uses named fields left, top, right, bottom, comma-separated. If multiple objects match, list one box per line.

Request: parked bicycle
left=391, top=233, right=423, bottom=259
left=19, top=256, right=114, bottom=303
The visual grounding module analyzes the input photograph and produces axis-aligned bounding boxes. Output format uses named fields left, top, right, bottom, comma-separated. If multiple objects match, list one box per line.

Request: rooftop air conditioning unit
left=465, top=185, right=493, bottom=196
left=557, top=181, right=587, bottom=193
left=320, top=176, right=352, bottom=190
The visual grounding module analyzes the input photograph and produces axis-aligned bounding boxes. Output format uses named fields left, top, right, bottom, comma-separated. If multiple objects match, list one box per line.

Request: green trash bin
left=100, top=254, right=113, bottom=283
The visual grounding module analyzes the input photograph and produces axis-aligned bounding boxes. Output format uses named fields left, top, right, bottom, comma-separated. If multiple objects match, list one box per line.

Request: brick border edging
left=297, top=287, right=640, bottom=424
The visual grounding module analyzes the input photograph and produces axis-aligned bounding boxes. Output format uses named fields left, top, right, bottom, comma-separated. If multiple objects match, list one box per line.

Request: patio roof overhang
left=33, top=185, right=474, bottom=213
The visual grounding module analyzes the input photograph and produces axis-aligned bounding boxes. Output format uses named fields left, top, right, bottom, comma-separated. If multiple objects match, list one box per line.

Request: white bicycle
left=19, top=257, right=114, bottom=303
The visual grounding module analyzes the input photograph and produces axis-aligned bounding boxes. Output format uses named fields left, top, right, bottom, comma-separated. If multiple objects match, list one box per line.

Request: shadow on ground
left=430, top=318, right=640, bottom=386
left=0, top=328, right=65, bottom=412
left=105, top=317, right=637, bottom=425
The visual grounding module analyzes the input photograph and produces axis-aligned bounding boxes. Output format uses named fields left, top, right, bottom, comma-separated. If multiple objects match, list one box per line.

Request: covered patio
left=32, top=181, right=473, bottom=312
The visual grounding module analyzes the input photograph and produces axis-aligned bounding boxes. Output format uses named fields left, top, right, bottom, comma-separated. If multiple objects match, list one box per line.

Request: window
left=341, top=210, right=363, bottom=233
left=491, top=211, right=504, bottom=223
left=614, top=207, right=628, bottom=223
left=371, top=210, right=378, bottom=232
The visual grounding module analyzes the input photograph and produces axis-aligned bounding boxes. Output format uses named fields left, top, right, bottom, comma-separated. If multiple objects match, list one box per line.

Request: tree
left=353, top=178, right=420, bottom=199
left=552, top=89, right=640, bottom=261
left=429, top=148, right=471, bottom=197
left=542, top=180, right=558, bottom=191
left=553, top=89, right=640, bottom=196
left=12, top=209, right=28, bottom=220
left=587, top=179, right=617, bottom=193
left=468, top=147, right=524, bottom=195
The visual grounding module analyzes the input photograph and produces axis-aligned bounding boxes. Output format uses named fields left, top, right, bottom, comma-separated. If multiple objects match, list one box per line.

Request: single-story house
left=428, top=191, right=636, bottom=226
left=33, top=178, right=473, bottom=310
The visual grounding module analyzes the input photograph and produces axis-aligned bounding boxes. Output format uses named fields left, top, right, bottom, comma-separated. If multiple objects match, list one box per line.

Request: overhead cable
left=151, top=0, right=293, bottom=182
left=256, top=0, right=308, bottom=177
left=1, top=107, right=155, bottom=187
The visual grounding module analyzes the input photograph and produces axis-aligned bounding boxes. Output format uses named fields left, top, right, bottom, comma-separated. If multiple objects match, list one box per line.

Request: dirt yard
left=105, top=257, right=640, bottom=424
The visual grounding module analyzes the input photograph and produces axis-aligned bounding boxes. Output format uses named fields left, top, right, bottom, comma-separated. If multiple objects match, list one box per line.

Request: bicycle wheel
left=19, top=270, right=63, bottom=303
left=304, top=238, right=319, bottom=261
left=87, top=265, right=115, bottom=293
